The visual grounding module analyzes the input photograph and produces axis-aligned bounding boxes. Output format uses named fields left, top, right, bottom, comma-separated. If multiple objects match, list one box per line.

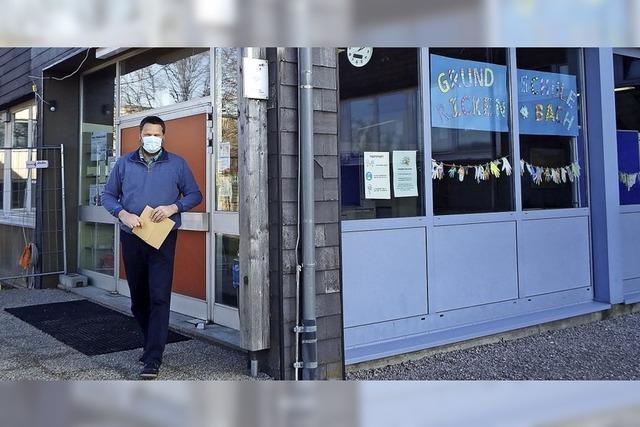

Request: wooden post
left=238, top=47, right=270, bottom=351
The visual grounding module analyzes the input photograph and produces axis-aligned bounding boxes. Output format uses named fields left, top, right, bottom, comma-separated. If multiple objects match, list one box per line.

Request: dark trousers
left=120, top=229, right=178, bottom=365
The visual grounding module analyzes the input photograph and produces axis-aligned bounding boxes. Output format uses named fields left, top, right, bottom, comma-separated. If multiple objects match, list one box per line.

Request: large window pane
left=12, top=107, right=30, bottom=148
left=215, top=48, right=239, bottom=212
left=516, top=48, right=587, bottom=210
left=430, top=48, right=513, bottom=215
left=339, top=48, right=423, bottom=220
left=10, top=149, right=28, bottom=209
left=79, top=222, right=114, bottom=275
left=120, top=48, right=210, bottom=115
left=10, top=106, right=36, bottom=211
left=81, top=65, right=116, bottom=207
left=215, top=234, right=239, bottom=308
left=614, top=54, right=640, bottom=205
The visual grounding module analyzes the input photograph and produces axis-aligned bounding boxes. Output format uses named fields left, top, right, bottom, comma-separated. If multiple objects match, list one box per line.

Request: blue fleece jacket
left=102, top=149, right=203, bottom=233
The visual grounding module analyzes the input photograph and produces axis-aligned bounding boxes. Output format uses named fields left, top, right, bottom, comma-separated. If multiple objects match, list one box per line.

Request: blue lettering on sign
left=517, top=69, right=579, bottom=137
left=430, top=54, right=510, bottom=133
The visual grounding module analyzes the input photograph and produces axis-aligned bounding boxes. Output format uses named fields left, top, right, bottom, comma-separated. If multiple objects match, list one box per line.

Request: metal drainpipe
left=298, top=47, right=318, bottom=380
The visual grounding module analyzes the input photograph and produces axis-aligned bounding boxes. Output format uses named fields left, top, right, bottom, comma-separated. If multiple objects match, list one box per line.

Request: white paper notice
left=90, top=131, right=107, bottom=161
left=242, top=57, right=269, bottom=100
left=364, top=152, right=391, bottom=199
left=217, top=141, right=231, bottom=172
left=392, top=150, right=418, bottom=197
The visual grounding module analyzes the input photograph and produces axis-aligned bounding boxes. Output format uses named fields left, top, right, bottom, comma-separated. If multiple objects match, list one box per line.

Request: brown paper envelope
left=132, top=205, right=175, bottom=250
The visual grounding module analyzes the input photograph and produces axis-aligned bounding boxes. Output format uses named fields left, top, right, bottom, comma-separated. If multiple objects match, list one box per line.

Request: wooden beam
left=238, top=47, right=270, bottom=351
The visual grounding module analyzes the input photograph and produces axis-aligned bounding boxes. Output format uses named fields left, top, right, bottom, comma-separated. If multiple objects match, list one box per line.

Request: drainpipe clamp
left=293, top=361, right=318, bottom=369
left=293, top=324, right=317, bottom=333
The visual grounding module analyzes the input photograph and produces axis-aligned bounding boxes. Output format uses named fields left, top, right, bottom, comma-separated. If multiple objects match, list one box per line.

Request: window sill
left=0, top=212, right=36, bottom=228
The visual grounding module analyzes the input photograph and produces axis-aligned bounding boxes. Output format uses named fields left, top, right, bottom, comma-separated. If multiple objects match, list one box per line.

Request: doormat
left=5, top=299, right=190, bottom=356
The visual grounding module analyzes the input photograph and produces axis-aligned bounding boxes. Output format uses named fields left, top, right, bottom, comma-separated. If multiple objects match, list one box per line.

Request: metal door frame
left=209, top=48, right=241, bottom=330
left=76, top=48, right=241, bottom=328
left=77, top=63, right=119, bottom=293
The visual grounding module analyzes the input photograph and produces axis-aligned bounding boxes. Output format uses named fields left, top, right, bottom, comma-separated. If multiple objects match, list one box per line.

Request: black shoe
left=139, top=361, right=160, bottom=380
left=138, top=355, right=145, bottom=365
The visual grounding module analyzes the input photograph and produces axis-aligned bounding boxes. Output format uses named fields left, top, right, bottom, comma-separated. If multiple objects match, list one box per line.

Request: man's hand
left=118, top=210, right=142, bottom=229
left=150, top=204, right=178, bottom=223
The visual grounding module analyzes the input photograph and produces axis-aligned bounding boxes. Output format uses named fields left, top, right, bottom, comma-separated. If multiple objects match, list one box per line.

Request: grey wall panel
left=623, top=277, right=640, bottom=295
left=620, top=212, right=640, bottom=280
left=342, top=227, right=428, bottom=327
left=518, top=216, right=591, bottom=297
left=429, top=221, right=518, bottom=313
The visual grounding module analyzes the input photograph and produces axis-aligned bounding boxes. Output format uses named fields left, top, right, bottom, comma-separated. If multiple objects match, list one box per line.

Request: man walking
left=103, top=115, right=202, bottom=379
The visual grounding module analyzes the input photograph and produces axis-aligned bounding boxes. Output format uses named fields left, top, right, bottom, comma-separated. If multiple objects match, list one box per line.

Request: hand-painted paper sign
left=430, top=54, right=509, bottom=133
left=517, top=69, right=579, bottom=136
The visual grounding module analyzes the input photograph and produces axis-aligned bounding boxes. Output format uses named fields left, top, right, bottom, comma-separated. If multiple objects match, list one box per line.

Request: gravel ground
left=348, top=311, right=640, bottom=380
left=0, top=288, right=271, bottom=380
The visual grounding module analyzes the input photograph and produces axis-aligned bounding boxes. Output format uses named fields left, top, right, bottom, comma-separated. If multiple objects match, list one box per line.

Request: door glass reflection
left=79, top=222, right=114, bottom=275
left=215, top=234, right=239, bottom=308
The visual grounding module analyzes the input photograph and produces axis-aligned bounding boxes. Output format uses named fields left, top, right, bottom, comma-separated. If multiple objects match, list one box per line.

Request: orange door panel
left=120, top=114, right=206, bottom=211
left=119, top=113, right=207, bottom=300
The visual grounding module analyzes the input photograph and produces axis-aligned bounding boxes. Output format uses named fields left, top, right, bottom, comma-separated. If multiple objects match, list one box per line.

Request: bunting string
left=620, top=172, right=639, bottom=191
left=519, top=159, right=581, bottom=185
left=431, top=157, right=512, bottom=183
left=431, top=156, right=581, bottom=185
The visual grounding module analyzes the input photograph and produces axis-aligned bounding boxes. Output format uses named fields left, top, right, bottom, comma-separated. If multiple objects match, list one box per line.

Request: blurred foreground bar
left=0, top=0, right=638, bottom=46
left=2, top=382, right=640, bottom=427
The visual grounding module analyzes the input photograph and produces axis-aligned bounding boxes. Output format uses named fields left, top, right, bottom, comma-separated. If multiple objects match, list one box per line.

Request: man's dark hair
left=139, top=116, right=166, bottom=134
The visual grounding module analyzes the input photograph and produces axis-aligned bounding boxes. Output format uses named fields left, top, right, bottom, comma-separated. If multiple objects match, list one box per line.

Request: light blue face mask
left=141, top=135, right=162, bottom=154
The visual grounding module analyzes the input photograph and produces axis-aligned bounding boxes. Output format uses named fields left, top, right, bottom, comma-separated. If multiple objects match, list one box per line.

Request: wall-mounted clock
left=347, top=47, right=373, bottom=67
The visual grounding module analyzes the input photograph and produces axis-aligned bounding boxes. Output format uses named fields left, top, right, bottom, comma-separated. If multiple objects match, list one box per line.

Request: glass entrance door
left=78, top=64, right=118, bottom=291
left=117, top=110, right=210, bottom=320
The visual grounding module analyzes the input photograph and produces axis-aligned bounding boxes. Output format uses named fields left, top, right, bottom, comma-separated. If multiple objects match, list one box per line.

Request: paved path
left=0, top=288, right=270, bottom=380
left=5, top=287, right=640, bottom=381
left=349, top=310, right=640, bottom=380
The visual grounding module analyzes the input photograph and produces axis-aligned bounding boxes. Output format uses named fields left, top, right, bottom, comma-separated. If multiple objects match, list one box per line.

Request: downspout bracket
left=293, top=325, right=317, bottom=333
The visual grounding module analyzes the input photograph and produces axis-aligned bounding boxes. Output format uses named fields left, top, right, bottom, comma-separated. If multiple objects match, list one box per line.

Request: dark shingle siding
left=270, top=48, right=343, bottom=380
left=0, top=48, right=80, bottom=108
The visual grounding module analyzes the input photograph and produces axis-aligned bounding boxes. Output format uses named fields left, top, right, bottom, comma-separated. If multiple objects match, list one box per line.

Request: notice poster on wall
left=517, top=69, right=579, bottom=136
left=217, top=175, right=233, bottom=197
left=364, top=151, right=391, bottom=199
left=217, top=141, right=231, bottom=173
left=392, top=150, right=418, bottom=197
left=90, top=131, right=108, bottom=161
left=89, top=184, right=105, bottom=206
left=430, top=54, right=509, bottom=133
